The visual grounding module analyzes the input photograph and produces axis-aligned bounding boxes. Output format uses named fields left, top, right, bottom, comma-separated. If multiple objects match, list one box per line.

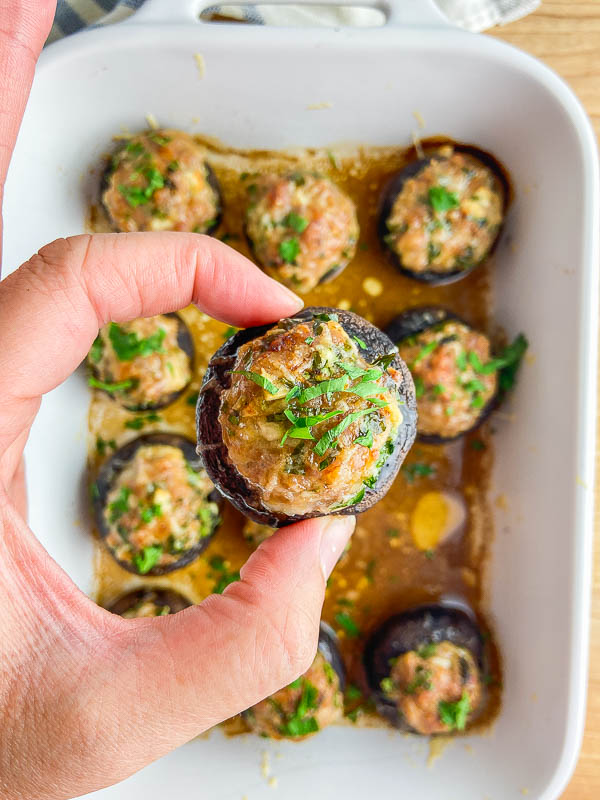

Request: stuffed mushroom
left=244, top=623, right=345, bottom=739
left=92, top=433, right=221, bottom=575
left=378, top=148, right=506, bottom=284
left=364, top=605, right=486, bottom=735
left=245, top=172, right=359, bottom=293
left=88, top=313, right=194, bottom=411
left=386, top=307, right=526, bottom=443
left=197, top=307, right=417, bottom=526
left=108, top=588, right=191, bottom=617
left=102, top=129, right=222, bottom=234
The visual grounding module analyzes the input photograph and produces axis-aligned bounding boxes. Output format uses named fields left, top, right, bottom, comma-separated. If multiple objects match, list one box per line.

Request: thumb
left=62, top=515, right=353, bottom=796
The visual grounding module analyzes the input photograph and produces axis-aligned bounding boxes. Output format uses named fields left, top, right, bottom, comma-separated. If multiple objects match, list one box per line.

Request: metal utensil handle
left=128, top=0, right=449, bottom=27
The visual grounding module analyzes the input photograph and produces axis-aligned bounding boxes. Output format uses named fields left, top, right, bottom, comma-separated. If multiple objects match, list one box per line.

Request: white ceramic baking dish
left=2, top=1, right=598, bottom=797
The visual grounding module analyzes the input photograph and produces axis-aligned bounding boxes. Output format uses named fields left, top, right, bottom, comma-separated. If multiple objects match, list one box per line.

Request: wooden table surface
left=489, top=4, right=600, bottom=797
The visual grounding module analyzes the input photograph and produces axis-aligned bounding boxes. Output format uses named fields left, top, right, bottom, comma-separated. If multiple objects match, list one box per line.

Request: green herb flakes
left=428, top=185, right=460, bottom=213
left=283, top=211, right=309, bottom=234
left=108, top=322, right=166, bottom=361
left=231, top=370, right=279, bottom=395
left=133, top=544, right=163, bottom=574
left=438, top=690, right=471, bottom=731
left=335, top=612, right=360, bottom=638
left=279, top=237, right=301, bottom=263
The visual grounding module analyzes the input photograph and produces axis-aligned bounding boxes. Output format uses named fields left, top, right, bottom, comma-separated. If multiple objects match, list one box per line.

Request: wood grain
left=490, top=4, right=600, bottom=798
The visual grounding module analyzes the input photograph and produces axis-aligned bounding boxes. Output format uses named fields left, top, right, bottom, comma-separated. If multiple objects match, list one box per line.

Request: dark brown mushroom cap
left=318, top=621, right=346, bottom=691
left=107, top=588, right=192, bottom=617
left=196, top=306, right=417, bottom=527
left=377, top=146, right=508, bottom=286
left=92, top=432, right=221, bottom=576
left=88, top=312, right=195, bottom=412
left=384, top=306, right=498, bottom=444
left=363, top=604, right=486, bottom=732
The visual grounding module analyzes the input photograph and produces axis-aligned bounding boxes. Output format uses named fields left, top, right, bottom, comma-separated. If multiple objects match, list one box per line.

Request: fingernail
left=319, top=516, right=356, bottom=580
left=274, top=282, right=304, bottom=312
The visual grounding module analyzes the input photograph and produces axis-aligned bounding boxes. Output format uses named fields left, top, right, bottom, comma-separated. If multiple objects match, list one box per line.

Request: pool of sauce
left=89, top=136, right=502, bottom=734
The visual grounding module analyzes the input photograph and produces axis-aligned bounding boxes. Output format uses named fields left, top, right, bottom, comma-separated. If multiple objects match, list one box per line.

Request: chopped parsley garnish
left=413, top=340, right=439, bottom=365
left=186, top=391, right=199, bottom=406
left=305, top=336, right=314, bottom=345
left=95, top=436, right=117, bottom=456
left=108, top=486, right=131, bottom=523
left=417, top=643, right=437, bottom=659
left=468, top=334, right=528, bottom=391
left=231, top=369, right=279, bottom=394
left=354, top=429, right=374, bottom=448
left=283, top=211, right=309, bottom=233
left=386, top=528, right=399, bottom=539
left=314, top=408, right=378, bottom=457
left=89, top=335, right=104, bottom=363
left=88, top=376, right=134, bottom=394
left=297, top=376, right=348, bottom=404
left=118, top=166, right=165, bottom=208
left=335, top=612, right=360, bottom=638
left=313, top=312, right=338, bottom=323
left=279, top=237, right=301, bottom=263
left=438, top=690, right=471, bottom=731
left=208, top=555, right=241, bottom=594
left=414, top=376, right=425, bottom=398
left=345, top=684, right=363, bottom=701
left=402, top=462, right=435, bottom=482
left=280, top=409, right=345, bottom=446
left=140, top=503, right=162, bottom=523
left=404, top=666, right=432, bottom=694
left=323, top=661, right=336, bottom=685
left=222, top=326, right=237, bottom=340
left=279, top=678, right=320, bottom=737
left=470, top=438, right=486, bottom=451
left=373, top=353, right=396, bottom=370
left=125, top=140, right=145, bottom=157
left=428, top=185, right=460, bottom=213
left=133, top=545, right=163, bottom=574
left=108, top=322, right=166, bottom=361
left=353, top=336, right=367, bottom=350
left=456, top=350, right=467, bottom=370
left=380, top=677, right=394, bottom=694
left=124, top=412, right=161, bottom=430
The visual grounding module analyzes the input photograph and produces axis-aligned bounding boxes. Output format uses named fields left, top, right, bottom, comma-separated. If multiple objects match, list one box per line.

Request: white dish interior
left=2, top=10, right=598, bottom=800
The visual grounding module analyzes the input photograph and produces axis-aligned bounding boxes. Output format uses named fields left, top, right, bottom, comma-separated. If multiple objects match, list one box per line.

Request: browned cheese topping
left=218, top=316, right=403, bottom=516
left=384, top=152, right=504, bottom=274
left=104, top=445, right=219, bottom=573
left=103, top=129, right=220, bottom=233
left=246, top=652, right=343, bottom=739
left=382, top=641, right=482, bottom=735
left=398, top=320, right=497, bottom=439
left=245, top=173, right=359, bottom=293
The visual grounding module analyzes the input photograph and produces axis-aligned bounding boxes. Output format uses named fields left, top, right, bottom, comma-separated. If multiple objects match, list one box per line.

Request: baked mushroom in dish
left=363, top=605, right=486, bottom=735
left=108, top=588, right=191, bottom=617
left=88, top=313, right=194, bottom=412
left=197, top=307, right=417, bottom=527
left=378, top=148, right=506, bottom=284
left=244, top=623, right=345, bottom=739
left=92, top=433, right=221, bottom=575
left=244, top=172, right=359, bottom=293
left=102, top=129, right=222, bottom=234
left=386, top=307, right=526, bottom=443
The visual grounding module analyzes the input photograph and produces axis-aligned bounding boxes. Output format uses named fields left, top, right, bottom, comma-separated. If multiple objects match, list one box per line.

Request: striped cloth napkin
left=48, top=0, right=540, bottom=43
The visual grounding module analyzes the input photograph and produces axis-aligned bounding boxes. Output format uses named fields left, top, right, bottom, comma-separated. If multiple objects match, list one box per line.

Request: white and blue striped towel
left=48, top=0, right=540, bottom=43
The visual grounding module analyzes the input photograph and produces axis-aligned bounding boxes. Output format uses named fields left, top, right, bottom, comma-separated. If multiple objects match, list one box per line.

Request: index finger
left=0, top=1, right=55, bottom=199
left=0, top=232, right=303, bottom=406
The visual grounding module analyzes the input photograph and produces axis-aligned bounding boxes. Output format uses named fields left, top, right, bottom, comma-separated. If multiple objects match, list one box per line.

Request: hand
left=0, top=4, right=355, bottom=799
